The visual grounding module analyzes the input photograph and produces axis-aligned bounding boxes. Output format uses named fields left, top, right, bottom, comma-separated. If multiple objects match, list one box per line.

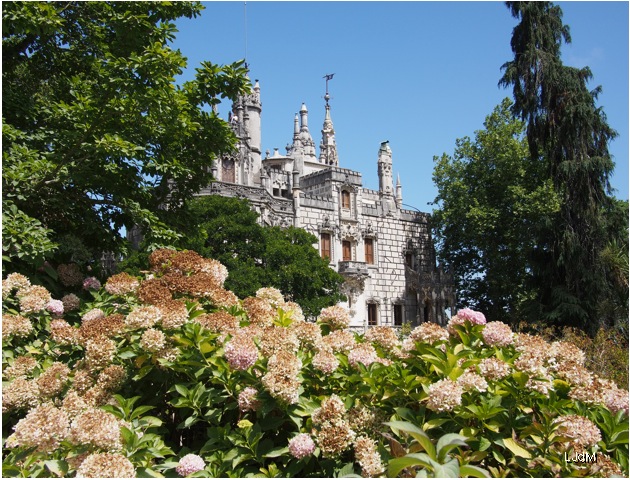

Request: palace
left=197, top=78, right=455, bottom=329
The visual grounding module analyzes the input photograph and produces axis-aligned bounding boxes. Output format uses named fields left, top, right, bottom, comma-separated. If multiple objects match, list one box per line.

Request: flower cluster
left=3, top=272, right=31, bottom=296
left=224, top=334, right=259, bottom=370
left=312, top=348, right=340, bottom=374
left=354, top=435, right=385, bottom=477
left=2, top=314, right=33, bottom=339
left=6, top=403, right=70, bottom=452
left=176, top=453, right=206, bottom=477
left=457, top=370, right=488, bottom=393
left=37, top=362, right=70, bottom=398
left=81, top=308, right=106, bottom=323
left=243, top=296, right=276, bottom=327
left=365, top=325, right=399, bottom=351
left=158, top=300, right=189, bottom=330
left=3, top=355, right=38, bottom=379
left=104, top=272, right=140, bottom=295
left=317, top=305, right=351, bottom=330
left=554, top=414, right=602, bottom=448
left=46, top=299, right=64, bottom=317
left=255, top=287, right=285, bottom=308
left=294, top=321, right=322, bottom=350
left=57, top=263, right=84, bottom=287
left=312, top=395, right=356, bottom=458
left=260, top=325, right=299, bottom=357
left=238, top=387, right=261, bottom=412
left=426, top=379, right=463, bottom=412
left=76, top=452, right=136, bottom=478
left=2, top=377, right=39, bottom=412
left=288, top=433, right=316, bottom=459
left=408, top=322, right=449, bottom=345
left=321, top=329, right=356, bottom=353
left=348, top=342, right=380, bottom=368
left=481, top=321, right=514, bottom=347
left=261, top=350, right=301, bottom=404
left=140, top=328, right=167, bottom=353
left=82, top=276, right=102, bottom=291
left=61, top=293, right=81, bottom=311
left=477, top=357, right=511, bottom=380
left=70, top=408, right=122, bottom=451
left=17, top=285, right=51, bottom=313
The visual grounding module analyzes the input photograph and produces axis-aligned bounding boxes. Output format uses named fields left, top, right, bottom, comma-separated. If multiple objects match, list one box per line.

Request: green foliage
left=499, top=1, right=621, bottom=333
left=2, top=249, right=628, bottom=477
left=2, top=1, right=250, bottom=273
left=432, top=98, right=559, bottom=323
left=170, top=195, right=346, bottom=318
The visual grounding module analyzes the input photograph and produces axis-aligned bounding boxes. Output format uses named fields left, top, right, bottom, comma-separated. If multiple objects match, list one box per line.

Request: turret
left=319, top=80, right=338, bottom=166
left=378, top=141, right=394, bottom=196
left=395, top=173, right=403, bottom=208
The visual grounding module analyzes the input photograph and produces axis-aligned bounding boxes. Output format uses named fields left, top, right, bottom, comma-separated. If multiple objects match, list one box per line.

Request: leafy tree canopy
left=2, top=1, right=250, bottom=274
left=498, top=1, right=621, bottom=333
left=165, top=195, right=346, bottom=319
left=432, top=98, right=559, bottom=324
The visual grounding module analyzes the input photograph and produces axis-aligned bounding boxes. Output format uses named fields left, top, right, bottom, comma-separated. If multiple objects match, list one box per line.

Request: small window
left=394, top=304, right=403, bottom=326
left=321, top=233, right=331, bottom=260
left=405, top=252, right=413, bottom=268
left=341, top=190, right=351, bottom=209
left=367, top=303, right=378, bottom=326
left=342, top=240, right=352, bottom=261
left=364, top=238, right=374, bottom=264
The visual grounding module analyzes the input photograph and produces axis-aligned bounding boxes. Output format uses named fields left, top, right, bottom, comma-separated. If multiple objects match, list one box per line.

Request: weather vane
left=323, top=73, right=335, bottom=105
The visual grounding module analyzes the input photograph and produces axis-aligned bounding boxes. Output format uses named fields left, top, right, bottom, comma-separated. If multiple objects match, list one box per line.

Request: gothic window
left=222, top=158, right=235, bottom=183
left=321, top=233, right=331, bottom=261
left=393, top=304, right=403, bottom=326
left=341, top=190, right=351, bottom=209
left=405, top=252, right=413, bottom=268
left=367, top=303, right=378, bottom=326
left=364, top=238, right=374, bottom=264
left=342, top=240, right=352, bottom=261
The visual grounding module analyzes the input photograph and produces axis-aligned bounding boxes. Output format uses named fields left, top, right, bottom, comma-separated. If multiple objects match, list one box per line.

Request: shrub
left=2, top=249, right=628, bottom=477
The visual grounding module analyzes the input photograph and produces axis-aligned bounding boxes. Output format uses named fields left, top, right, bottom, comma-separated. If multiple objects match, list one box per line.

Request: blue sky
left=171, top=1, right=629, bottom=213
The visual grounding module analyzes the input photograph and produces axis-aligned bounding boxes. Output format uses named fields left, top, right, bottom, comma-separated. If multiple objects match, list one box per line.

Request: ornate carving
left=361, top=221, right=378, bottom=239
left=338, top=222, right=360, bottom=241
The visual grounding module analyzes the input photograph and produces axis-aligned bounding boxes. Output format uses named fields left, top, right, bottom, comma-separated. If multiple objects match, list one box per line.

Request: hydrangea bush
left=2, top=249, right=628, bottom=477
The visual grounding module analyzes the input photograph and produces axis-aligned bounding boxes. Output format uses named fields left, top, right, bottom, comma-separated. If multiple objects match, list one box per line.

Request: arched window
left=222, top=158, right=235, bottom=183
left=321, top=233, right=331, bottom=260
left=367, top=303, right=378, bottom=326
left=364, top=238, right=374, bottom=264
left=342, top=240, right=352, bottom=261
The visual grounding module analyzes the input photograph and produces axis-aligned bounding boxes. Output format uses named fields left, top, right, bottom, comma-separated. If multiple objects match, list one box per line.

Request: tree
left=432, top=98, right=559, bottom=324
left=2, top=1, right=250, bottom=275
left=499, top=1, right=620, bottom=333
left=171, top=195, right=346, bottom=318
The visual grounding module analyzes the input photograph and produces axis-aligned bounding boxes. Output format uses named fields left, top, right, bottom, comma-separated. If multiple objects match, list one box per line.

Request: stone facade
left=198, top=78, right=455, bottom=330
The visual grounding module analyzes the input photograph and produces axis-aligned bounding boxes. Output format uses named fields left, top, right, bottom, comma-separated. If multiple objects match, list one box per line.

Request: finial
left=323, top=73, right=335, bottom=106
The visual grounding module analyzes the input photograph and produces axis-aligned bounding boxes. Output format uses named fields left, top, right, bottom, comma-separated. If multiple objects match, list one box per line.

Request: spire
left=319, top=74, right=338, bottom=166
left=378, top=141, right=394, bottom=196
left=396, top=173, right=402, bottom=207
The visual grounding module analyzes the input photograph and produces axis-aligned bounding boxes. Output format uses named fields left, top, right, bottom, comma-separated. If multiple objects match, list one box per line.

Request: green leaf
left=433, top=458, right=460, bottom=478
left=436, top=433, right=468, bottom=462
left=385, top=421, right=436, bottom=459
left=502, top=438, right=531, bottom=459
left=459, top=464, right=491, bottom=478
left=44, top=460, right=68, bottom=477
left=136, top=467, right=165, bottom=478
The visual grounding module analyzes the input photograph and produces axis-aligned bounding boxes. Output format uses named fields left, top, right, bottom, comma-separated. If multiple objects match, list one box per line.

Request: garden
left=2, top=249, right=628, bottom=477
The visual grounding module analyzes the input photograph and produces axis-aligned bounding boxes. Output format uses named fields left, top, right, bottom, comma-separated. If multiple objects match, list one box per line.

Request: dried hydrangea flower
left=5, top=403, right=69, bottom=452
left=255, top=287, right=285, bottom=309
left=3, top=272, right=31, bottom=294
left=224, top=334, right=259, bottom=370
left=288, top=433, right=316, bottom=459
left=158, top=300, right=188, bottom=330
left=85, top=338, right=116, bottom=373
left=409, top=322, right=449, bottom=345
left=82, top=276, right=102, bottom=291
left=481, top=321, right=514, bottom=347
left=243, top=296, right=276, bottom=327
left=70, top=408, right=122, bottom=451
left=136, top=278, right=172, bottom=305
left=321, top=329, right=356, bottom=353
left=37, top=362, right=71, bottom=398
left=261, top=350, right=302, bottom=404
left=456, top=308, right=487, bottom=325
left=140, top=328, right=167, bottom=353
left=260, top=325, right=299, bottom=357
left=238, top=387, right=261, bottom=412
left=61, top=293, right=81, bottom=311
left=348, top=342, right=380, bottom=368
left=3, top=355, right=38, bottom=379
left=2, top=377, right=40, bottom=412
left=17, top=285, right=51, bottom=313
left=57, top=263, right=84, bottom=287
left=554, top=414, right=602, bottom=448
left=76, top=452, right=136, bottom=478
left=104, top=272, right=140, bottom=296
left=365, top=325, right=399, bottom=351
left=426, top=379, right=463, bottom=412
left=317, top=305, right=351, bottom=330
left=81, top=308, right=106, bottom=323
left=283, top=301, right=305, bottom=323
left=46, top=299, right=65, bottom=317
left=312, top=348, right=339, bottom=374
left=176, top=453, right=206, bottom=477
left=2, top=314, right=33, bottom=339
left=477, top=357, right=511, bottom=380
left=194, top=311, right=239, bottom=335
left=456, top=371, right=488, bottom=393
left=354, top=436, right=385, bottom=477
left=125, top=305, right=161, bottom=330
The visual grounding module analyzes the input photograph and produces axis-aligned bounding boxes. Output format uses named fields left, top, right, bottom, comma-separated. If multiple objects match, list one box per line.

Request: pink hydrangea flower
left=456, top=308, right=486, bottom=325
left=46, top=299, right=64, bottom=317
left=288, top=433, right=316, bottom=459
left=176, top=453, right=205, bottom=476
left=83, top=276, right=101, bottom=291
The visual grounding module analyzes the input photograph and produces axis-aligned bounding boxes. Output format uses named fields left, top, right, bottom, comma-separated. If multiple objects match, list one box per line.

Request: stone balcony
left=337, top=260, right=369, bottom=276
